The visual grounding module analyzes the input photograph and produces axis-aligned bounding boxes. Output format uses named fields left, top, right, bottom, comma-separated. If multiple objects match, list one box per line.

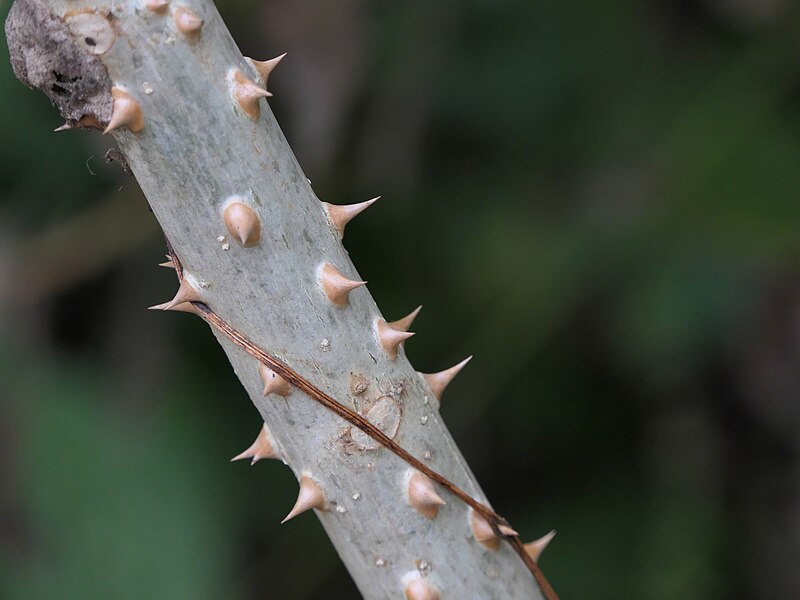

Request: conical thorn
left=389, top=305, right=422, bottom=332
left=322, top=196, right=379, bottom=239
left=104, top=88, right=144, bottom=134
left=470, top=510, right=518, bottom=551
left=281, top=475, right=327, bottom=523
left=231, top=69, right=270, bottom=119
left=258, top=363, right=291, bottom=397
left=145, top=0, right=168, bottom=12
left=524, top=530, right=556, bottom=563
left=246, top=53, right=286, bottom=91
left=319, top=263, right=366, bottom=307
left=420, top=356, right=472, bottom=401
left=407, top=470, right=446, bottom=519
left=223, top=201, right=261, bottom=246
left=147, top=300, right=199, bottom=315
left=376, top=319, right=414, bottom=360
left=404, top=576, right=440, bottom=600
left=150, top=276, right=203, bottom=311
left=231, top=425, right=279, bottom=465
left=174, top=6, right=203, bottom=35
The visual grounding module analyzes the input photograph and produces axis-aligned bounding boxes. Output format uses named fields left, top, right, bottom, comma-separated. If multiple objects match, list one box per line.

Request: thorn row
left=154, top=285, right=559, bottom=592
left=153, top=250, right=471, bottom=390
left=158, top=291, right=539, bottom=580
left=95, top=6, right=285, bottom=136
left=110, top=24, right=561, bottom=592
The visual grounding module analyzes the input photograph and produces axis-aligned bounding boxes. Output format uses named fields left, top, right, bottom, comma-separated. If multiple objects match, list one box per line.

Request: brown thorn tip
left=104, top=88, right=144, bottom=134
left=376, top=319, right=414, bottom=360
left=223, top=201, right=261, bottom=246
left=404, top=577, right=440, bottom=600
left=420, top=356, right=472, bottom=401
left=231, top=425, right=279, bottom=465
left=231, top=69, right=270, bottom=119
left=174, top=6, right=203, bottom=35
left=389, top=305, right=422, bottom=332
left=158, top=260, right=174, bottom=268
left=54, top=122, right=73, bottom=132
left=281, top=475, right=327, bottom=524
left=246, top=52, right=287, bottom=90
left=145, top=0, right=168, bottom=12
left=322, top=196, right=379, bottom=239
left=407, top=471, right=446, bottom=519
left=258, top=363, right=291, bottom=397
left=319, top=263, right=366, bottom=307
left=524, top=530, right=556, bottom=563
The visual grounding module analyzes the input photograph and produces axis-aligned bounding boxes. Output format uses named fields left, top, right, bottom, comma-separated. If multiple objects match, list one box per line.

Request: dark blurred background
left=2, top=0, right=800, bottom=598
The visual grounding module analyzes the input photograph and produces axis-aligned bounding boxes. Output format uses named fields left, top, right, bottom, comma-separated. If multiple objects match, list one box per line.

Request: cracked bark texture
left=5, top=1, right=547, bottom=598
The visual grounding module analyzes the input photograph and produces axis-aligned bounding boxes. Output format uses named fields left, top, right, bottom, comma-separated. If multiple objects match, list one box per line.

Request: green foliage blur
left=3, top=1, right=800, bottom=598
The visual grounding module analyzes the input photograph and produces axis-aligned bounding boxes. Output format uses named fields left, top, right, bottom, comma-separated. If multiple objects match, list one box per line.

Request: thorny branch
left=163, top=239, right=558, bottom=600
left=6, top=0, right=556, bottom=594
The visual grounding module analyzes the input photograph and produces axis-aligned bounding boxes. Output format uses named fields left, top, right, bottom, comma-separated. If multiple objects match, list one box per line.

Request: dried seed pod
left=282, top=475, right=327, bottom=523
left=223, top=201, right=261, bottom=246
left=319, top=263, right=366, bottom=307
left=104, top=88, right=144, bottom=134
